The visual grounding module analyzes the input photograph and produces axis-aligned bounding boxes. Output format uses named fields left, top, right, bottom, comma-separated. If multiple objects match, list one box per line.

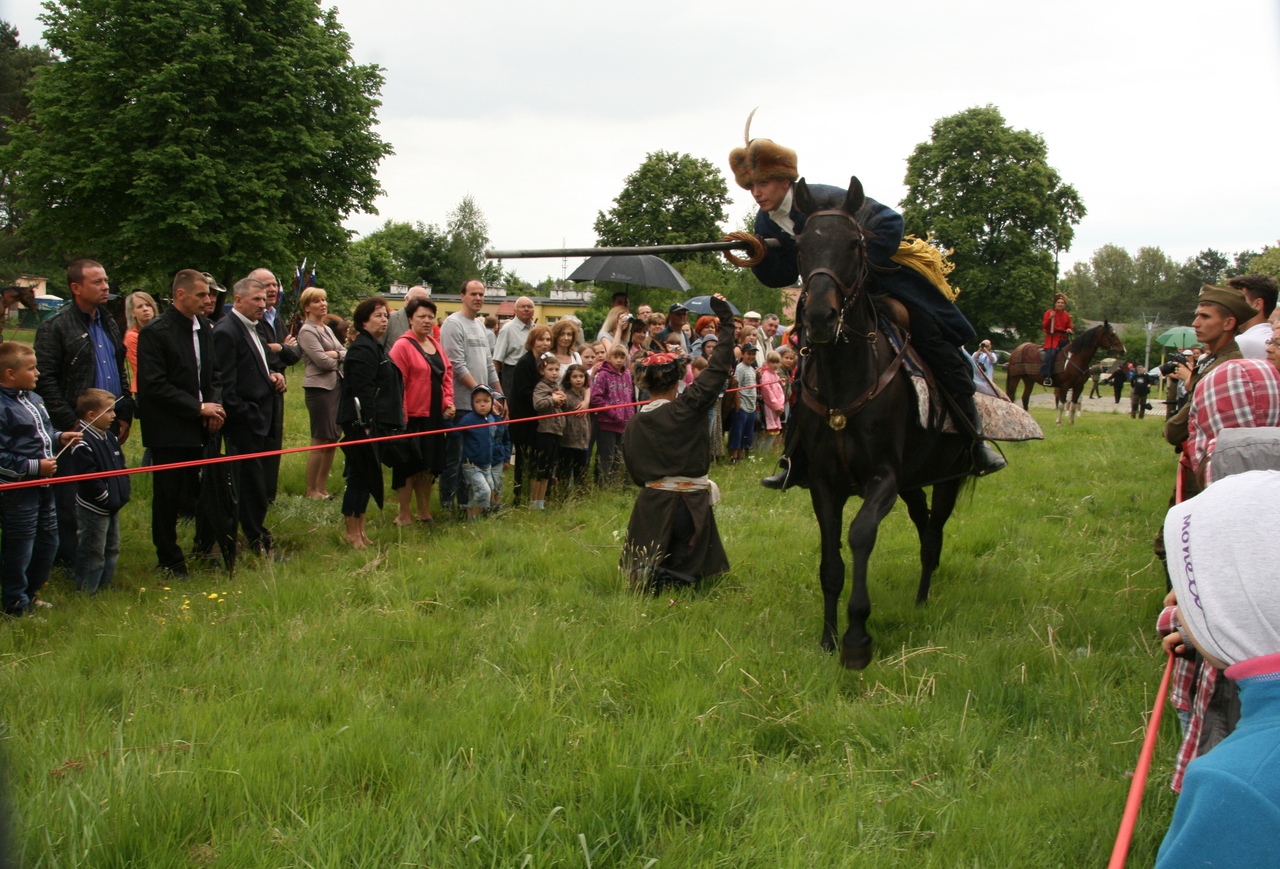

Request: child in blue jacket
left=64, top=388, right=131, bottom=594
left=456, top=385, right=502, bottom=519
left=0, top=342, right=81, bottom=615
left=489, top=393, right=511, bottom=511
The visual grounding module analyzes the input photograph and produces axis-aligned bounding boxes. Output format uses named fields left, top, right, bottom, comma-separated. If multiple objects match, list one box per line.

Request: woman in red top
left=1040, top=292, right=1073, bottom=384
left=122, top=291, right=157, bottom=393
left=388, top=298, right=454, bottom=526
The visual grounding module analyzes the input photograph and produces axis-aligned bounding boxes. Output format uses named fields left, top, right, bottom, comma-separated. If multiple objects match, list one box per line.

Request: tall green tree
left=0, top=21, right=54, bottom=276
left=4, top=0, right=391, bottom=289
left=438, top=195, right=502, bottom=292
left=901, top=105, right=1084, bottom=339
left=1248, top=244, right=1280, bottom=278
left=1190, top=248, right=1229, bottom=285
left=594, top=151, right=730, bottom=263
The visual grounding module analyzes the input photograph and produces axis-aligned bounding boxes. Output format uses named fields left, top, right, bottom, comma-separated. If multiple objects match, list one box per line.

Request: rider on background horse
left=728, top=132, right=1007, bottom=488
left=1040, top=292, right=1073, bottom=385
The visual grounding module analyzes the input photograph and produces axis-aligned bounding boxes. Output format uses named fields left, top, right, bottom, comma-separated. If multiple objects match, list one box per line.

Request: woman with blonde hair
left=296, top=286, right=346, bottom=499
left=598, top=305, right=633, bottom=352
left=122, top=291, right=157, bottom=394
left=549, top=318, right=582, bottom=387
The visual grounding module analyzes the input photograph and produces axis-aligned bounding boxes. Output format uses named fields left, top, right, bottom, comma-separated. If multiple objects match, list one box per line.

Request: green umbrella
left=1156, top=326, right=1199, bottom=349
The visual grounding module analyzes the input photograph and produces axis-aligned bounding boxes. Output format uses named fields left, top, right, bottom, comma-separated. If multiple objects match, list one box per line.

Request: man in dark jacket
left=33, top=258, right=135, bottom=568
left=215, top=277, right=285, bottom=557
left=137, top=270, right=224, bottom=576
left=249, top=268, right=301, bottom=502
left=728, top=134, right=1005, bottom=487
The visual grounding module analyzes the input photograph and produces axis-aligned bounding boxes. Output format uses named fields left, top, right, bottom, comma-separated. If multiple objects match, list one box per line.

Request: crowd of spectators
left=0, top=265, right=797, bottom=607
left=1146, top=277, right=1280, bottom=864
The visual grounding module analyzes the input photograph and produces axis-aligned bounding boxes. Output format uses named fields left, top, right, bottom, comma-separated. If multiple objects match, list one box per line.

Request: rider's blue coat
left=751, top=183, right=976, bottom=346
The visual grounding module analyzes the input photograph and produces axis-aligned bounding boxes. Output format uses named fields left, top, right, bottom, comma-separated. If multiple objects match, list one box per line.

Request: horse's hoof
left=820, top=636, right=837, bottom=654
left=840, top=642, right=873, bottom=670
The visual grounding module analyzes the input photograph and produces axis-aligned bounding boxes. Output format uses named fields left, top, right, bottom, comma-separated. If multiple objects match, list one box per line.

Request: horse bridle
left=798, top=209, right=873, bottom=344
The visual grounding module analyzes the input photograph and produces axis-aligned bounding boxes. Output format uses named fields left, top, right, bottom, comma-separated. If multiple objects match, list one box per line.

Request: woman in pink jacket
left=388, top=298, right=454, bottom=525
left=590, top=343, right=636, bottom=488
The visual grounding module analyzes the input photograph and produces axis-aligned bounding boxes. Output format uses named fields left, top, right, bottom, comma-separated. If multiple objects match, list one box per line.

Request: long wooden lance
left=485, top=238, right=779, bottom=259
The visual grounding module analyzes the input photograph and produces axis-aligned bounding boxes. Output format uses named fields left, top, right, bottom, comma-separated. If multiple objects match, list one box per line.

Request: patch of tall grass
left=0, top=374, right=1180, bottom=866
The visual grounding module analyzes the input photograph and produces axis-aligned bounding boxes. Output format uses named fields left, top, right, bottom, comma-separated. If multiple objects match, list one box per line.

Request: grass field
left=0, top=358, right=1181, bottom=867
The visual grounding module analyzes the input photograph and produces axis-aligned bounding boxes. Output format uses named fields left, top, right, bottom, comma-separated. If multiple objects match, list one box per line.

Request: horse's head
left=1099, top=321, right=1126, bottom=355
left=796, top=176, right=868, bottom=345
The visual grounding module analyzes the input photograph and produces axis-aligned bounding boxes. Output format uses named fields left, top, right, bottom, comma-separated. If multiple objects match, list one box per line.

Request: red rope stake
left=1107, top=651, right=1175, bottom=869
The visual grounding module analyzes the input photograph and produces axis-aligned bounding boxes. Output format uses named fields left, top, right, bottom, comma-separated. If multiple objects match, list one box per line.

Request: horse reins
left=796, top=209, right=910, bottom=435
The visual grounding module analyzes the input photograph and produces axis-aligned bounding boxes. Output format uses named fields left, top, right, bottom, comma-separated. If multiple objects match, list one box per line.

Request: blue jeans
left=461, top=464, right=496, bottom=510
left=728, top=407, right=756, bottom=451
left=1, top=486, right=58, bottom=615
left=75, top=506, right=120, bottom=595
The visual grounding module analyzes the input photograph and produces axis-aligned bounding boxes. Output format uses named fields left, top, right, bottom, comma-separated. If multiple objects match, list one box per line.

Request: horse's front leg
left=809, top=482, right=848, bottom=654
left=841, top=472, right=899, bottom=669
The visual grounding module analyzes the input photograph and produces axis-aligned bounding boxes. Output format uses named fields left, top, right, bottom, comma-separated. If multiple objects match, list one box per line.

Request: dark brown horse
left=0, top=285, right=39, bottom=336
left=793, top=177, right=973, bottom=670
left=1006, top=323, right=1125, bottom=425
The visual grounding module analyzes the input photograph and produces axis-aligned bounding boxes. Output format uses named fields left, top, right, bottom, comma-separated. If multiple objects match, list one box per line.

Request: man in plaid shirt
left=1157, top=356, right=1280, bottom=792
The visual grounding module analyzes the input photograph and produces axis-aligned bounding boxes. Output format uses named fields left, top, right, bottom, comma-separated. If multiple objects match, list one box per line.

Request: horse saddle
left=874, top=302, right=1043, bottom=442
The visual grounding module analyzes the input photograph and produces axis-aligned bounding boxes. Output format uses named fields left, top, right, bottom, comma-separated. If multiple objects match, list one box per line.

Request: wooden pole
left=485, top=239, right=780, bottom=260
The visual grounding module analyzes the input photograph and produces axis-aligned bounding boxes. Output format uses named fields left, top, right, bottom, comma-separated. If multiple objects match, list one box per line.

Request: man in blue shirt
left=33, top=259, right=134, bottom=569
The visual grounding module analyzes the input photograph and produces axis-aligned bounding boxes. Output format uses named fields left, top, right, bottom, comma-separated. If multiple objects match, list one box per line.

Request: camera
left=1158, top=353, right=1188, bottom=376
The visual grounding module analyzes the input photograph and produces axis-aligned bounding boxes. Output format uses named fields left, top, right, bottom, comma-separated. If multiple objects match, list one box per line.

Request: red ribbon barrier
left=0, top=383, right=758, bottom=492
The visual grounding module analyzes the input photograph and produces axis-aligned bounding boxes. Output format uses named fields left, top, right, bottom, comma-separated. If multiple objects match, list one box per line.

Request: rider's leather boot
left=960, top=393, right=1007, bottom=475
left=762, top=428, right=809, bottom=490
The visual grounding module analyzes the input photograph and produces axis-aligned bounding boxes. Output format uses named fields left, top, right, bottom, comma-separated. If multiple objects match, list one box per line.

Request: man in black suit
left=214, top=277, right=286, bottom=557
left=248, top=268, right=301, bottom=501
left=137, top=270, right=224, bottom=576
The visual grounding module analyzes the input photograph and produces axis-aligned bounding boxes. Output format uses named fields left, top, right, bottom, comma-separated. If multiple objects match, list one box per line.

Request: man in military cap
left=1164, top=285, right=1253, bottom=448
left=729, top=127, right=1006, bottom=487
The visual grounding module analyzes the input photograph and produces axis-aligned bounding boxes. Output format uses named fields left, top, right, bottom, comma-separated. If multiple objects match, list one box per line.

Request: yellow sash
left=891, top=235, right=961, bottom=302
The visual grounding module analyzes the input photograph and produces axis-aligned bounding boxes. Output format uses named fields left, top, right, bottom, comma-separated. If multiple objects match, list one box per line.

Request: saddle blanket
left=912, top=376, right=1044, bottom=442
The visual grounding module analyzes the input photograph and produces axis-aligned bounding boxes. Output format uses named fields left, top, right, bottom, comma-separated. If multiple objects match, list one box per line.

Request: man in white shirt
left=439, top=279, right=502, bottom=511
left=760, top=313, right=781, bottom=352
left=1227, top=274, right=1276, bottom=360
left=493, top=295, right=536, bottom=395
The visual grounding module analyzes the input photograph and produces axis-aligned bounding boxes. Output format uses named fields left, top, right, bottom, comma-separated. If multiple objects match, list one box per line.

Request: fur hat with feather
left=728, top=109, right=798, bottom=190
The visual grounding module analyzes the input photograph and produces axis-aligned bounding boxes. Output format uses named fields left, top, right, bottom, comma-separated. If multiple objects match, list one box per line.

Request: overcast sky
left=6, top=0, right=1279, bottom=284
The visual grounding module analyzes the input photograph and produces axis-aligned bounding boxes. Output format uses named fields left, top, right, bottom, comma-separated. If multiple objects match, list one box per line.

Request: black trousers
left=227, top=432, right=272, bottom=553
left=894, top=295, right=974, bottom=400
left=264, top=392, right=285, bottom=502
left=150, top=446, right=203, bottom=570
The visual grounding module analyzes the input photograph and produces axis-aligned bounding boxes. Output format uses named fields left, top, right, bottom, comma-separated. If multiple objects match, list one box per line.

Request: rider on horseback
left=728, top=134, right=1007, bottom=489
left=1040, top=293, right=1073, bottom=385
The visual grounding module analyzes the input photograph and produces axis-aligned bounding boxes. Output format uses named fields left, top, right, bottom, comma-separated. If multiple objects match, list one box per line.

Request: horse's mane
left=1067, top=323, right=1109, bottom=354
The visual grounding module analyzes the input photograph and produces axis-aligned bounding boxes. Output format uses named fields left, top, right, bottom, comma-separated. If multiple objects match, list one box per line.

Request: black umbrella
left=568, top=254, right=691, bottom=292
left=194, top=432, right=238, bottom=575
left=682, top=295, right=741, bottom=317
